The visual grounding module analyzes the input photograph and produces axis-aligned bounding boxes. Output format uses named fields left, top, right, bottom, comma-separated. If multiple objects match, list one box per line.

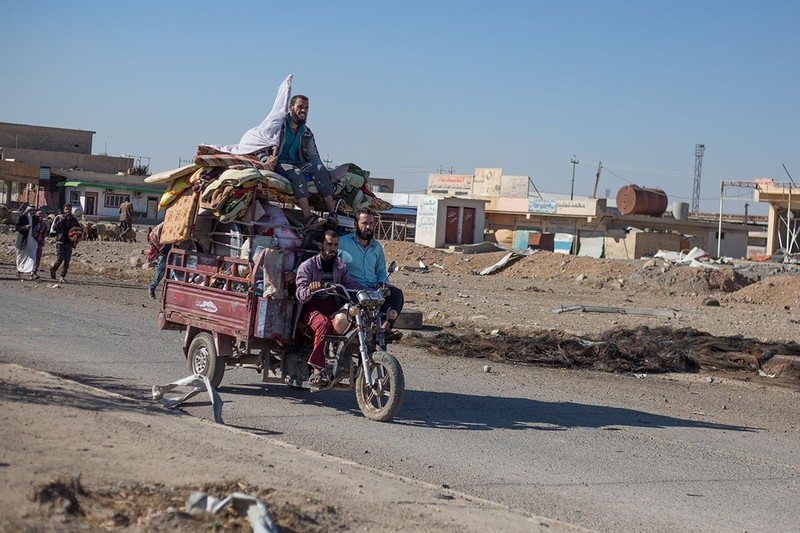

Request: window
left=105, top=194, right=130, bottom=208
left=70, top=191, right=81, bottom=205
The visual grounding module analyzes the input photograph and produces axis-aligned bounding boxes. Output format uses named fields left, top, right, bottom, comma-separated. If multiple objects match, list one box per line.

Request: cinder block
left=394, top=310, right=423, bottom=330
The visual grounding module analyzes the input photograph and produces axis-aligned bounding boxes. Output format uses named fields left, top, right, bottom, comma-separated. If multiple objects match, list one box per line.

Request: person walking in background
left=33, top=209, right=50, bottom=273
left=50, top=204, right=82, bottom=283
left=147, top=223, right=172, bottom=299
left=119, top=197, right=134, bottom=234
left=15, top=206, right=40, bottom=280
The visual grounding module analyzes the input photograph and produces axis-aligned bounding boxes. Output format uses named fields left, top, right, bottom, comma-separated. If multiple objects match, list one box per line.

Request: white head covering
left=204, top=74, right=293, bottom=155
left=24, top=205, right=35, bottom=214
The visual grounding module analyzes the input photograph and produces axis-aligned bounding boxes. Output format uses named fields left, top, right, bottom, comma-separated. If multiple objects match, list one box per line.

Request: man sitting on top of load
left=272, top=94, right=348, bottom=232
left=206, top=74, right=347, bottom=233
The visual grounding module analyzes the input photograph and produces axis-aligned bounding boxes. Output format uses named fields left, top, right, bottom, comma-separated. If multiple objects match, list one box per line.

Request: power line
left=600, top=166, right=635, bottom=185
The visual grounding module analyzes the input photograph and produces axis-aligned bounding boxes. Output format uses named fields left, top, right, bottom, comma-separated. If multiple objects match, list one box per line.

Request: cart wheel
left=355, top=350, right=404, bottom=422
left=187, top=332, right=225, bottom=388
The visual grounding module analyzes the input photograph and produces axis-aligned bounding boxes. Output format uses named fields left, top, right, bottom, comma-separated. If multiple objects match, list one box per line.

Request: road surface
left=1, top=275, right=798, bottom=532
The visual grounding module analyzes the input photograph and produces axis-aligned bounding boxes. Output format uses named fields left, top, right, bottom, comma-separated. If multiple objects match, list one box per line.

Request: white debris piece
left=186, top=491, right=278, bottom=533
left=152, top=374, right=223, bottom=424
left=654, top=247, right=721, bottom=269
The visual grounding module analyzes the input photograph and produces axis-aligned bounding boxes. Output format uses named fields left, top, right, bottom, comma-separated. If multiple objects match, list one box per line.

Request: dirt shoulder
left=0, top=363, right=585, bottom=533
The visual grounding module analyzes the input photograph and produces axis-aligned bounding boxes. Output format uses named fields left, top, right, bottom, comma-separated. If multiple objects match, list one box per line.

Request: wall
left=629, top=231, right=683, bottom=258
left=0, top=122, right=94, bottom=154
left=67, top=186, right=164, bottom=222
left=706, top=228, right=749, bottom=259
left=368, top=177, right=394, bottom=193
left=2, top=147, right=133, bottom=174
left=604, top=229, right=630, bottom=259
left=414, top=196, right=439, bottom=248
left=605, top=231, right=696, bottom=259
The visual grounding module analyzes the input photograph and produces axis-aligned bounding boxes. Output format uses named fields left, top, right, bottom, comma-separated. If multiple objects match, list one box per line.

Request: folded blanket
left=159, top=168, right=203, bottom=210
left=194, top=153, right=270, bottom=170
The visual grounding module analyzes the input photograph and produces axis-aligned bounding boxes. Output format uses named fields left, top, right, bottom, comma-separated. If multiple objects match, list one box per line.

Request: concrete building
left=0, top=122, right=165, bottom=222
left=376, top=168, right=765, bottom=258
left=414, top=196, right=487, bottom=249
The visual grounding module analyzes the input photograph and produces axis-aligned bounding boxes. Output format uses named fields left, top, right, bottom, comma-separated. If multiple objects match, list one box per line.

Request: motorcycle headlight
left=357, top=290, right=385, bottom=307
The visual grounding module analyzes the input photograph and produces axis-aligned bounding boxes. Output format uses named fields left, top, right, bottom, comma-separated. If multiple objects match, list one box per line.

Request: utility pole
left=570, top=155, right=579, bottom=200
left=590, top=161, right=602, bottom=198
left=692, top=144, right=705, bottom=212
left=323, top=155, right=333, bottom=169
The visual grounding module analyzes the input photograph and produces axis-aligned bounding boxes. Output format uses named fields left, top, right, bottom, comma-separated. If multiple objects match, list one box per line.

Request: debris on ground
left=186, top=490, right=278, bottom=533
left=404, top=326, right=800, bottom=381
left=26, top=478, right=331, bottom=532
left=552, top=305, right=677, bottom=318
left=152, top=374, right=223, bottom=424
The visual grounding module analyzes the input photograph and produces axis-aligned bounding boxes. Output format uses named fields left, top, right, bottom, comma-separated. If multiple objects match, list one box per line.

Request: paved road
left=2, top=274, right=798, bottom=532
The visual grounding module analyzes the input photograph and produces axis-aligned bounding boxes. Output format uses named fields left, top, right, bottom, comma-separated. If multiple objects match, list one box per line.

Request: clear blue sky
left=2, top=1, right=798, bottom=213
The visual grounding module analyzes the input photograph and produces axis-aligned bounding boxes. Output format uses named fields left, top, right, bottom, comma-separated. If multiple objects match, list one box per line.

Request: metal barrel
left=616, top=185, right=668, bottom=216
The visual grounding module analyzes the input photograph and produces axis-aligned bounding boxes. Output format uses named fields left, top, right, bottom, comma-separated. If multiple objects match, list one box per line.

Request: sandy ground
left=2, top=224, right=800, bottom=530
left=0, top=363, right=584, bottom=533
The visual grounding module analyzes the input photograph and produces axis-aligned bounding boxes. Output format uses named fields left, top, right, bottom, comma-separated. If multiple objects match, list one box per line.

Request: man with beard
left=274, top=95, right=347, bottom=232
left=49, top=204, right=82, bottom=283
left=338, top=207, right=405, bottom=341
left=295, top=230, right=364, bottom=385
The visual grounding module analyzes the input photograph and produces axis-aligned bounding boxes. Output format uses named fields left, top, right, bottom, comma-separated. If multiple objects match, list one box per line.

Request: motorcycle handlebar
left=315, top=283, right=356, bottom=301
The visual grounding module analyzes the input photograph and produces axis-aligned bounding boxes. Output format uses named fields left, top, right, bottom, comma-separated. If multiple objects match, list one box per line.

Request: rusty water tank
left=616, top=185, right=668, bottom=216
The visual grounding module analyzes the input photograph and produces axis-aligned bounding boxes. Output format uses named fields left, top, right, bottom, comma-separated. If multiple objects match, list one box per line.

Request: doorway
left=147, top=197, right=158, bottom=221
left=444, top=206, right=476, bottom=245
left=85, top=192, right=97, bottom=216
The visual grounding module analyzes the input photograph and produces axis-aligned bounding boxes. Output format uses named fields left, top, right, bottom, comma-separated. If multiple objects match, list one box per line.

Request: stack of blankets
left=145, top=147, right=392, bottom=245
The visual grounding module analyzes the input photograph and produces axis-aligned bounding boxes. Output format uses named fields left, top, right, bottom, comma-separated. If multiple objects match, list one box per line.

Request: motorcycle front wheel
left=355, top=350, right=404, bottom=422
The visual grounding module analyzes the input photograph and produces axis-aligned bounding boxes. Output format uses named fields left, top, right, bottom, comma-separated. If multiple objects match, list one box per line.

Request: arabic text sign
left=528, top=199, right=557, bottom=214
left=427, top=174, right=473, bottom=195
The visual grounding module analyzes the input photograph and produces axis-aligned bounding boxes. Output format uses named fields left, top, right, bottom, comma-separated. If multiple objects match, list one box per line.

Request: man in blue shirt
left=274, top=95, right=346, bottom=231
left=338, top=207, right=405, bottom=341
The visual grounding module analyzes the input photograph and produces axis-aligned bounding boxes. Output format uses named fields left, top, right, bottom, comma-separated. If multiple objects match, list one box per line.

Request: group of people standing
left=15, top=203, right=82, bottom=283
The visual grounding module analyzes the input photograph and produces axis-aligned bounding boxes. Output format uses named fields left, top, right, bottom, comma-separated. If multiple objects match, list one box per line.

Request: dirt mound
left=382, top=242, right=755, bottom=296
left=382, top=240, right=452, bottom=269
left=626, top=265, right=755, bottom=294
left=729, top=274, right=800, bottom=307
left=382, top=242, right=638, bottom=279
left=503, top=252, right=637, bottom=282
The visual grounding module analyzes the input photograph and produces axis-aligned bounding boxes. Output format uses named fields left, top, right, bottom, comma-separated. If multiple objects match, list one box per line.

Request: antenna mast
left=692, top=144, right=705, bottom=212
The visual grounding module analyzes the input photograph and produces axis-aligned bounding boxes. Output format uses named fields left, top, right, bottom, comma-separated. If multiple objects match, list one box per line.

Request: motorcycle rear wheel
left=355, top=350, right=404, bottom=422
